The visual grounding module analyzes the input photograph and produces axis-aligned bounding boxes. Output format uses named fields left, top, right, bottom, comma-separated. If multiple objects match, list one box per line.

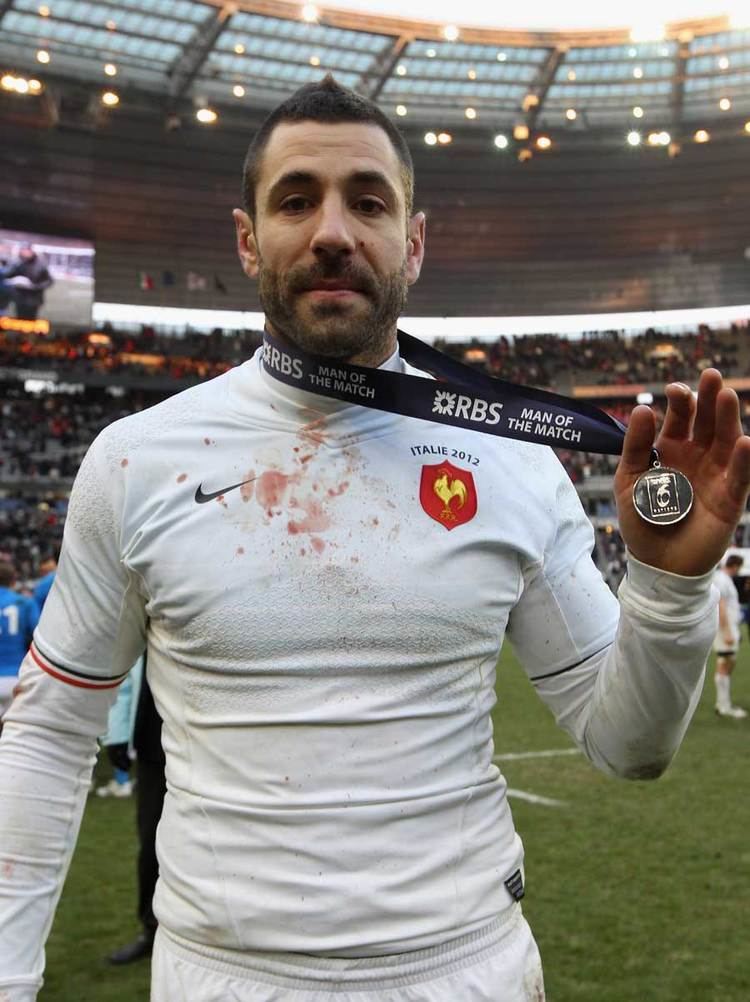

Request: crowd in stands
left=1, top=321, right=746, bottom=392
left=437, top=323, right=746, bottom=389
left=0, top=496, right=64, bottom=584
left=0, top=388, right=149, bottom=481
left=2, top=319, right=750, bottom=591
left=0, top=325, right=263, bottom=384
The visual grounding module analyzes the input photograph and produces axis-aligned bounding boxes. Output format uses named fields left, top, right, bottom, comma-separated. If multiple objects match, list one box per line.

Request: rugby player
left=2, top=77, right=750, bottom=1001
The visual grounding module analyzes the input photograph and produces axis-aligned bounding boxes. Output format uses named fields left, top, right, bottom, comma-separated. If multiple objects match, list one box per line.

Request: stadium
left=1, top=0, right=749, bottom=1000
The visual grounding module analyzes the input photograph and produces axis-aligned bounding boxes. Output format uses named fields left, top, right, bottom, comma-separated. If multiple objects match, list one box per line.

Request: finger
left=725, top=435, right=750, bottom=507
left=692, top=368, right=722, bottom=448
left=618, top=404, right=656, bottom=476
left=709, top=387, right=743, bottom=469
left=659, top=382, right=696, bottom=441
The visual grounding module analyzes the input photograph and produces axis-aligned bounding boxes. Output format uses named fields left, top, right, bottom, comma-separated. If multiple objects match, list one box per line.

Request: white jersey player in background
left=2, top=76, right=750, bottom=1002
left=712, top=553, right=747, bottom=717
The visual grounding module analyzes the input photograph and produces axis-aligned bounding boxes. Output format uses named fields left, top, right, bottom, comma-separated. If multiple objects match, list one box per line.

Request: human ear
left=233, top=208, right=259, bottom=279
left=406, top=212, right=426, bottom=285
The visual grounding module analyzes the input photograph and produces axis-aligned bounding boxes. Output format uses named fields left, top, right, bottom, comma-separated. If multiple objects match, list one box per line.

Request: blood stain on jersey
left=327, top=481, right=349, bottom=497
left=256, top=470, right=298, bottom=514
left=240, top=472, right=255, bottom=502
left=288, top=498, right=331, bottom=536
left=419, top=461, right=477, bottom=530
left=298, top=413, right=328, bottom=447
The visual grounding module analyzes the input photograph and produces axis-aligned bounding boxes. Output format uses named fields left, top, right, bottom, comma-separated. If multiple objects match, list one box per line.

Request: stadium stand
left=2, top=322, right=750, bottom=593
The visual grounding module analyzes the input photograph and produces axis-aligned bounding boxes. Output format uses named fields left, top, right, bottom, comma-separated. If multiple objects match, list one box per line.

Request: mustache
left=287, top=262, right=376, bottom=296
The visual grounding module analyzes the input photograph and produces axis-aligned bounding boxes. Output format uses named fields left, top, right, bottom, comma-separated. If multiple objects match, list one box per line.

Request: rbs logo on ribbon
left=263, top=343, right=303, bottom=380
left=432, top=389, right=503, bottom=426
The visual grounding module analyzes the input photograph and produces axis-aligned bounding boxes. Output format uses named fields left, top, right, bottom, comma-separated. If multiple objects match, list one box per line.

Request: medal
left=632, top=451, right=693, bottom=526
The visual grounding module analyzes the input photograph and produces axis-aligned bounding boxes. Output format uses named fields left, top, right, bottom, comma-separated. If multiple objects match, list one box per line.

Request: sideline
left=507, top=789, right=567, bottom=808
left=493, top=748, right=580, bottom=762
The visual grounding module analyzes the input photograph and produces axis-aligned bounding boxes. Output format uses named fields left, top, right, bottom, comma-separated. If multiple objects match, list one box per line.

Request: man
left=93, top=654, right=143, bottom=799
left=2, top=76, right=750, bottom=1002
left=0, top=244, right=54, bottom=320
left=0, top=561, right=39, bottom=726
left=106, top=667, right=166, bottom=965
left=32, top=553, right=57, bottom=612
left=713, top=553, right=747, bottom=718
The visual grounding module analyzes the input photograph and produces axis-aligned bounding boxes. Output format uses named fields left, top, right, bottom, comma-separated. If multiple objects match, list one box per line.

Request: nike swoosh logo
left=194, top=477, right=257, bottom=504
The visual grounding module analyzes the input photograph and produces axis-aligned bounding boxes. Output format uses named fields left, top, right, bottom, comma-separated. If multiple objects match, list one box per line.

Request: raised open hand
left=614, top=369, right=750, bottom=576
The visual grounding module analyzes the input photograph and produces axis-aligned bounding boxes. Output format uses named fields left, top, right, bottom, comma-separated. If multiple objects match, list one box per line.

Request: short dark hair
left=242, top=74, right=414, bottom=221
left=0, top=561, right=15, bottom=588
left=725, top=554, right=744, bottom=569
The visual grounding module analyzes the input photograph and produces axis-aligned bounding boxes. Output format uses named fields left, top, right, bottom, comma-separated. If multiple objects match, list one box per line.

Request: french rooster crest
left=433, top=471, right=467, bottom=520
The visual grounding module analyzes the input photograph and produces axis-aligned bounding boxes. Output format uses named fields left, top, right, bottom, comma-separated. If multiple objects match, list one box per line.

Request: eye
left=280, top=196, right=311, bottom=213
left=355, top=197, right=386, bottom=216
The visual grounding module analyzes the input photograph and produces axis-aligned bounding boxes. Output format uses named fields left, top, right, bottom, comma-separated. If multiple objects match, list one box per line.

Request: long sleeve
left=0, top=663, right=117, bottom=1000
left=507, top=467, right=715, bottom=780
left=0, top=426, right=147, bottom=1000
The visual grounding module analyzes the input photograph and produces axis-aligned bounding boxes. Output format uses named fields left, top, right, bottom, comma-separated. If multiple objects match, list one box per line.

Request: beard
left=257, top=252, right=409, bottom=363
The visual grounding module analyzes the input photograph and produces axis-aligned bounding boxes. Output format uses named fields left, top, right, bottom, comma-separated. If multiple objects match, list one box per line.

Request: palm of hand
left=612, top=373, right=750, bottom=577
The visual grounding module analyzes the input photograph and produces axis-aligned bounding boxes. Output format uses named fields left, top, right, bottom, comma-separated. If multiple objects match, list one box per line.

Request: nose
left=309, top=195, right=356, bottom=259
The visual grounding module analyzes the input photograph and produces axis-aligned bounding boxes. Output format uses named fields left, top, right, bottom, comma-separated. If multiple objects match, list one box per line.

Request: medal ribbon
left=262, top=329, right=630, bottom=457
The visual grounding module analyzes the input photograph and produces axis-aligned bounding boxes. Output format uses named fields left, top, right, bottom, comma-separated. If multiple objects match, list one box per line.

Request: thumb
left=617, top=405, right=656, bottom=477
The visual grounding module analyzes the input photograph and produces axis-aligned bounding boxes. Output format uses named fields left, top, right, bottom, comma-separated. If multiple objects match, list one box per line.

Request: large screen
left=0, top=228, right=94, bottom=328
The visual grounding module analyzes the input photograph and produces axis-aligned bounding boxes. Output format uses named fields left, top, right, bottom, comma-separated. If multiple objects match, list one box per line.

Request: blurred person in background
left=2, top=76, right=750, bottom=1002
left=32, top=551, right=58, bottom=612
left=713, top=554, right=747, bottom=718
left=107, top=667, right=166, bottom=966
left=0, top=560, right=39, bottom=731
left=0, top=244, right=54, bottom=321
left=94, top=654, right=143, bottom=798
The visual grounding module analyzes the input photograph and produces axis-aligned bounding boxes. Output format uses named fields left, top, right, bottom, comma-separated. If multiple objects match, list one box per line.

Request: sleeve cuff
left=619, top=551, right=717, bottom=624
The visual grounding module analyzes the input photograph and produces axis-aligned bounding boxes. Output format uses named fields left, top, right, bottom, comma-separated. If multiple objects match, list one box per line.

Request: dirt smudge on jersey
left=177, top=473, right=187, bottom=483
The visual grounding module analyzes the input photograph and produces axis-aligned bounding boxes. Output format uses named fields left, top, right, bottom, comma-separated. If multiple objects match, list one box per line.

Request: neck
left=264, top=322, right=398, bottom=369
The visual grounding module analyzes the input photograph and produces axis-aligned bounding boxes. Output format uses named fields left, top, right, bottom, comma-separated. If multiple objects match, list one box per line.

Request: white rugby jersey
left=714, top=569, right=741, bottom=639
left=0, top=345, right=717, bottom=993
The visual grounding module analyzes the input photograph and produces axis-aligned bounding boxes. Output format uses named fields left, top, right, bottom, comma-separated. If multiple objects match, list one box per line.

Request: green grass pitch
left=40, top=645, right=750, bottom=1001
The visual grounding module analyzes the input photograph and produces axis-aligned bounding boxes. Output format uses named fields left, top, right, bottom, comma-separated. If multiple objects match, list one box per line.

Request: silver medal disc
left=632, top=464, right=693, bottom=526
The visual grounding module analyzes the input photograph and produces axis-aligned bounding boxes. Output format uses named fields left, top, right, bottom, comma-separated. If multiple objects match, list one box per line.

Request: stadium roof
left=314, top=1, right=746, bottom=32
left=1, top=0, right=749, bottom=139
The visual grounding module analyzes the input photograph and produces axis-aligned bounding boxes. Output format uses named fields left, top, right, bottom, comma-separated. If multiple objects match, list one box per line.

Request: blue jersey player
left=0, top=561, right=39, bottom=722
left=32, top=554, right=58, bottom=613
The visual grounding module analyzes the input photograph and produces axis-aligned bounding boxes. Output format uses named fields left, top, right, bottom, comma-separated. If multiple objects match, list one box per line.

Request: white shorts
left=150, top=906, right=544, bottom=1002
